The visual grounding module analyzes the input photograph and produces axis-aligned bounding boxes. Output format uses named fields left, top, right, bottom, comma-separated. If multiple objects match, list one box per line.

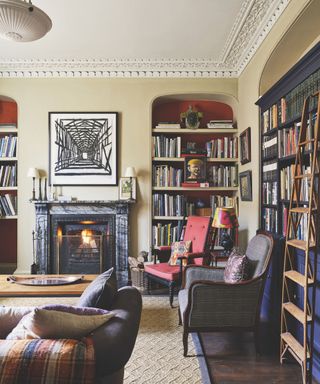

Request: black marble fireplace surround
left=33, top=201, right=131, bottom=287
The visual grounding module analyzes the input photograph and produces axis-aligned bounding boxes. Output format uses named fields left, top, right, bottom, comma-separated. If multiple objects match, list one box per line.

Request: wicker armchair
left=178, top=232, right=274, bottom=356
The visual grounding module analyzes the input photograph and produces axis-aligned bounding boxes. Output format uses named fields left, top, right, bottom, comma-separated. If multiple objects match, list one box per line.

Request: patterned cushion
left=77, top=267, right=117, bottom=309
left=0, top=337, right=95, bottom=383
left=6, top=307, right=114, bottom=340
left=168, top=240, right=192, bottom=266
left=224, top=251, right=249, bottom=283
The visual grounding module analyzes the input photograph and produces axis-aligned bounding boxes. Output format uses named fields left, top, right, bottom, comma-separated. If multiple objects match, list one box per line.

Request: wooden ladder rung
left=281, top=332, right=309, bottom=362
left=283, top=302, right=312, bottom=323
left=286, top=239, right=316, bottom=250
left=290, top=207, right=315, bottom=214
left=299, top=139, right=315, bottom=146
left=294, top=173, right=313, bottom=179
left=284, top=270, right=314, bottom=287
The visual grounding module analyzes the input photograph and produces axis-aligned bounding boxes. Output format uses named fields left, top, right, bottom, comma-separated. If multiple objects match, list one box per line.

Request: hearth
left=33, top=201, right=132, bottom=286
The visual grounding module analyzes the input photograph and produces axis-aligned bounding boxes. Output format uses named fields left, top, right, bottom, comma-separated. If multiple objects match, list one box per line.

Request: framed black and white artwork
left=49, top=112, right=118, bottom=186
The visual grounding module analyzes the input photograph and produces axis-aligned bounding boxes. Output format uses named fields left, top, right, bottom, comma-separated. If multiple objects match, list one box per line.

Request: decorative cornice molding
left=0, top=0, right=289, bottom=78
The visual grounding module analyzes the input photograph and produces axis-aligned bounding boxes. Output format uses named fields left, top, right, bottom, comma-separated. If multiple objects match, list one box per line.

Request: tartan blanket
left=0, top=337, right=95, bottom=384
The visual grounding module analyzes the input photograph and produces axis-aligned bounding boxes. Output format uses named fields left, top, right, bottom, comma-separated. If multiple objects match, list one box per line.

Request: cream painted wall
left=0, top=78, right=237, bottom=273
left=238, top=0, right=313, bottom=246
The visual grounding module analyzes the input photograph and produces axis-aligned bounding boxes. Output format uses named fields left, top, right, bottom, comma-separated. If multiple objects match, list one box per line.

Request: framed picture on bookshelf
left=239, top=170, right=252, bottom=201
left=240, top=127, right=251, bottom=165
left=49, top=112, right=118, bottom=186
left=119, top=177, right=136, bottom=200
left=184, top=156, right=206, bottom=183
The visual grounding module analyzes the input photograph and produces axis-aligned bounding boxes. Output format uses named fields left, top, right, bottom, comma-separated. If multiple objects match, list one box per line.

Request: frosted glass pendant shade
left=0, top=0, right=52, bottom=42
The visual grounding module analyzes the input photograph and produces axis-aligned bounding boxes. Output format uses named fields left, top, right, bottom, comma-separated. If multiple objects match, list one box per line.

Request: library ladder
left=280, top=91, right=320, bottom=384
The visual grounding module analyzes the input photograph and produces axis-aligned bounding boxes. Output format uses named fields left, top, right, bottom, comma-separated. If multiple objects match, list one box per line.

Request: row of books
left=205, top=136, right=238, bottom=158
left=152, top=165, right=183, bottom=187
left=0, top=135, right=17, bottom=158
left=210, top=195, right=238, bottom=216
left=262, top=69, right=320, bottom=132
left=262, top=160, right=277, bottom=182
left=0, top=194, right=17, bottom=216
left=0, top=164, right=17, bottom=187
left=262, top=181, right=278, bottom=205
left=152, top=194, right=186, bottom=217
left=208, top=165, right=238, bottom=187
left=152, top=135, right=181, bottom=158
left=152, top=222, right=184, bottom=247
left=262, top=207, right=278, bottom=233
left=280, top=164, right=310, bottom=201
left=278, top=123, right=300, bottom=158
left=262, top=134, right=277, bottom=159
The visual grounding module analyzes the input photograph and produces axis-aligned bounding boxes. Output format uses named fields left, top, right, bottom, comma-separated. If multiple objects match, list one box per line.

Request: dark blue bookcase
left=256, top=42, right=320, bottom=381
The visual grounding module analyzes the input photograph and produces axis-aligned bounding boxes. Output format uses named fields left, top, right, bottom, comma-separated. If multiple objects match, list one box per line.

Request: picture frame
left=184, top=156, right=206, bottom=183
left=239, top=170, right=252, bottom=201
left=49, top=112, right=118, bottom=186
left=119, top=177, right=136, bottom=201
left=240, top=127, right=251, bottom=165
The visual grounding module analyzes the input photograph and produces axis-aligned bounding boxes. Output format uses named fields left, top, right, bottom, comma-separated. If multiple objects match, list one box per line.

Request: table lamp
left=124, top=166, right=137, bottom=200
left=212, top=207, right=239, bottom=255
left=27, top=167, right=40, bottom=201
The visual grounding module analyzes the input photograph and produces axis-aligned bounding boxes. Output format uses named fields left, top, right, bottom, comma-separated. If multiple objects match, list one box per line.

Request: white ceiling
left=0, top=0, right=289, bottom=78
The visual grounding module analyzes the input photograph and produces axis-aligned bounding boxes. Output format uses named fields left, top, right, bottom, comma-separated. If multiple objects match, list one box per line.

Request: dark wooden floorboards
left=199, top=330, right=307, bottom=384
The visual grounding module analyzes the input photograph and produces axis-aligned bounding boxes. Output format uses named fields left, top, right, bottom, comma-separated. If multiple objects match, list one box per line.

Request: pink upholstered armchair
left=145, top=216, right=212, bottom=307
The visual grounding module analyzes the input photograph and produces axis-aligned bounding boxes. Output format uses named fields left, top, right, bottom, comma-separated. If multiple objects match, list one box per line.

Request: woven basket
left=131, top=267, right=146, bottom=290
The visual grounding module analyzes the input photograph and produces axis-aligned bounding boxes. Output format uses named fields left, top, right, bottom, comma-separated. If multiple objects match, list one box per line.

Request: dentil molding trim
left=0, top=0, right=289, bottom=79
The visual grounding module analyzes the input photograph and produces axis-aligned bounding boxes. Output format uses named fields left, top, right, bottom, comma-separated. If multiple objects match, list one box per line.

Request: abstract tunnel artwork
left=49, top=112, right=118, bottom=185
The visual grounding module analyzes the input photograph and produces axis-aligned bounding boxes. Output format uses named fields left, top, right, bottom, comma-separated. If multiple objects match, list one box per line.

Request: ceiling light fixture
left=0, top=0, right=52, bottom=42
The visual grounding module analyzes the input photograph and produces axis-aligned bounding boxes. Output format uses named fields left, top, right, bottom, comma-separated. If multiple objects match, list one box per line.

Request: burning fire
left=81, top=229, right=93, bottom=245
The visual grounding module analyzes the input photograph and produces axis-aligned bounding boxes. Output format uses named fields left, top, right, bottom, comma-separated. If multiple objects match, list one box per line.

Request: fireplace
left=33, top=201, right=131, bottom=287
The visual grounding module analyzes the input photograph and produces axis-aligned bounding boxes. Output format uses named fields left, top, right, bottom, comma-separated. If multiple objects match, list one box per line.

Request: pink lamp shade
left=212, top=207, right=239, bottom=229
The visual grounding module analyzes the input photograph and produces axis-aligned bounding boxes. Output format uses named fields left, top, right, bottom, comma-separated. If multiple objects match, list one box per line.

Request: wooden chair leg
left=183, top=328, right=188, bottom=356
left=254, top=327, right=261, bottom=355
left=178, top=306, right=182, bottom=325
left=169, top=281, right=175, bottom=308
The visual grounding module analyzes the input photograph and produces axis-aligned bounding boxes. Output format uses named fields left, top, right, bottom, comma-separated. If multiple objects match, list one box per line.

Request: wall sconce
left=27, top=167, right=39, bottom=201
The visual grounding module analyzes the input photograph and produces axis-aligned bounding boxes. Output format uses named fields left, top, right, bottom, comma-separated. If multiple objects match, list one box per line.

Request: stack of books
left=207, top=120, right=234, bottom=129
left=154, top=122, right=181, bottom=129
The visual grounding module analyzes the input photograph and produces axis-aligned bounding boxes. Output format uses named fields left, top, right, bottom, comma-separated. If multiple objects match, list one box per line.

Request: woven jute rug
left=124, top=295, right=206, bottom=384
left=0, top=295, right=208, bottom=384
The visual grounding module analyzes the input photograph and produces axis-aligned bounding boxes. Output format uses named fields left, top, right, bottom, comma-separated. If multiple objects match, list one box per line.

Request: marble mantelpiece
left=32, top=200, right=132, bottom=286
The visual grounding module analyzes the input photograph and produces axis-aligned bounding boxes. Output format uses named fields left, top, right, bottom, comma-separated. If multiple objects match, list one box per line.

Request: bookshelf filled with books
left=0, top=97, right=18, bottom=269
left=151, top=98, right=238, bottom=248
left=256, top=42, right=320, bottom=379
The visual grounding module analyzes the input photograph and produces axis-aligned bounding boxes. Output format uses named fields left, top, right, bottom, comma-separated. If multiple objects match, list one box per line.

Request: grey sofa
left=0, top=286, right=142, bottom=384
left=178, top=232, right=274, bottom=356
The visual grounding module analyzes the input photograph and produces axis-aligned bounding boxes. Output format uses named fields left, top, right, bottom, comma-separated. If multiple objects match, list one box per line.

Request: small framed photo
left=239, top=170, right=252, bottom=201
left=240, top=127, right=251, bottom=165
left=184, top=156, right=206, bottom=183
left=119, top=177, right=136, bottom=200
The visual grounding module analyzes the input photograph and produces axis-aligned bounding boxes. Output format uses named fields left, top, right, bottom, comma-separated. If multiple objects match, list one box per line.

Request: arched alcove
left=0, top=95, right=18, bottom=272
left=150, top=92, right=238, bottom=250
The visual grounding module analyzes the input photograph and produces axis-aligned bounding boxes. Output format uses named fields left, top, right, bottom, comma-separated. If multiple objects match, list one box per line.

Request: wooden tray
left=7, top=275, right=83, bottom=286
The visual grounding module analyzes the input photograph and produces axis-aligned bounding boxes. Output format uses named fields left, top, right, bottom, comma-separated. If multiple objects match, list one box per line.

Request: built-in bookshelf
left=151, top=98, right=238, bottom=248
left=0, top=98, right=18, bottom=270
left=256, top=42, right=320, bottom=381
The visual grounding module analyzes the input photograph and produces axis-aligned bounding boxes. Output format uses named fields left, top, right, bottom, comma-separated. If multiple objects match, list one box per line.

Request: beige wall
left=0, top=0, right=317, bottom=271
left=0, top=78, right=237, bottom=273
left=238, top=0, right=314, bottom=246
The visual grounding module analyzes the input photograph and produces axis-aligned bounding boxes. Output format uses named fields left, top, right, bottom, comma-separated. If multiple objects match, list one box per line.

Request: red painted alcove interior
left=0, top=99, right=18, bottom=264
left=152, top=99, right=233, bottom=128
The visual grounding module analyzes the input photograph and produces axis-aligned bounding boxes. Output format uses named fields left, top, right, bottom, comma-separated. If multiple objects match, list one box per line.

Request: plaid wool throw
left=0, top=337, right=95, bottom=384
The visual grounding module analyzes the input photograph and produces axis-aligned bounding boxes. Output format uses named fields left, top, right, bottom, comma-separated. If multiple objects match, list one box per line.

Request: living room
left=0, top=0, right=319, bottom=383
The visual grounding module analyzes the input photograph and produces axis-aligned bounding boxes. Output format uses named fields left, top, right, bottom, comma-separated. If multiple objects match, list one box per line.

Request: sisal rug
left=0, top=295, right=209, bottom=384
left=124, top=295, right=209, bottom=384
